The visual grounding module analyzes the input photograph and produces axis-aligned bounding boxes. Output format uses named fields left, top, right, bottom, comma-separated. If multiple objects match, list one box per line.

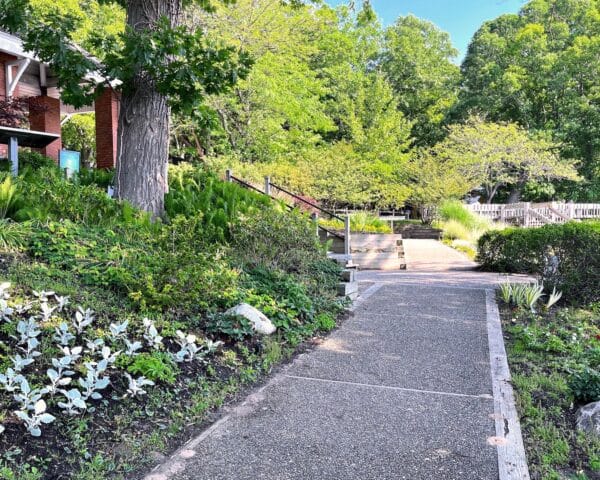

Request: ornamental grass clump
left=498, top=280, right=562, bottom=312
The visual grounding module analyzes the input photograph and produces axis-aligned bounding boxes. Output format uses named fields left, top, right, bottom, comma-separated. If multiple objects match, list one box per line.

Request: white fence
left=466, top=202, right=600, bottom=227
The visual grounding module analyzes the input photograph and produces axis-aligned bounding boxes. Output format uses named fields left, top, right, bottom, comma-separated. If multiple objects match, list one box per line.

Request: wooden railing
left=225, top=170, right=351, bottom=256
left=466, top=202, right=600, bottom=227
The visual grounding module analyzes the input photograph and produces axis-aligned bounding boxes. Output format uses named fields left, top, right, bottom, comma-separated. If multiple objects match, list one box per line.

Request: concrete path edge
left=485, top=289, right=530, bottom=480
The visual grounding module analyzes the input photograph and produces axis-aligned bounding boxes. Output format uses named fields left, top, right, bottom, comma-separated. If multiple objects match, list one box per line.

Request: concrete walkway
left=145, top=241, right=529, bottom=480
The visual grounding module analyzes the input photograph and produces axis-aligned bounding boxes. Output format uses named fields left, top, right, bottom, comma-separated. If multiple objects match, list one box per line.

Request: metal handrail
left=230, top=175, right=267, bottom=195
left=318, top=225, right=344, bottom=240
left=269, top=182, right=345, bottom=222
left=230, top=175, right=295, bottom=212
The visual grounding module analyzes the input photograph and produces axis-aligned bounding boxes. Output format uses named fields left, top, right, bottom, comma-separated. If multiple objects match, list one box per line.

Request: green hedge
left=477, top=222, right=600, bottom=304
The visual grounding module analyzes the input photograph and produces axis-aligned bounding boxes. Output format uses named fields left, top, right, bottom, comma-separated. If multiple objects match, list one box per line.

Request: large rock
left=576, top=401, right=600, bottom=437
left=225, top=303, right=276, bottom=335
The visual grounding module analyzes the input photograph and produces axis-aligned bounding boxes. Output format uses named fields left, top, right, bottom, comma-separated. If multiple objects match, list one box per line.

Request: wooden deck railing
left=466, top=202, right=600, bottom=227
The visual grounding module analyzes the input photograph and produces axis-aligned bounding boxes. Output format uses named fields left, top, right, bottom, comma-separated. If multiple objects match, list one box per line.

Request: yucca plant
left=545, top=287, right=563, bottom=310
left=0, top=175, right=18, bottom=219
left=523, top=282, right=545, bottom=312
left=499, top=281, right=513, bottom=304
left=511, top=283, right=527, bottom=308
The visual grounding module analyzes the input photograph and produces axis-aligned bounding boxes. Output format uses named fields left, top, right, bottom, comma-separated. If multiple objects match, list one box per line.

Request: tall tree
left=1, top=0, right=251, bottom=216
left=382, top=15, right=460, bottom=146
left=456, top=0, right=600, bottom=200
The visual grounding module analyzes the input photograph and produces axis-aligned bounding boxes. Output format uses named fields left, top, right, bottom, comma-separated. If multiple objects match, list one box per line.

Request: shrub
left=76, top=168, right=114, bottom=189
left=320, top=212, right=392, bottom=234
left=478, top=221, right=600, bottom=304
left=569, top=367, right=600, bottom=403
left=231, top=207, right=325, bottom=275
left=0, top=151, right=56, bottom=173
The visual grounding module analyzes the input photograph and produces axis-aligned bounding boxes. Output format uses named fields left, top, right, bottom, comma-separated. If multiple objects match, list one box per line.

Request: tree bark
left=114, top=0, right=181, bottom=218
left=507, top=182, right=524, bottom=204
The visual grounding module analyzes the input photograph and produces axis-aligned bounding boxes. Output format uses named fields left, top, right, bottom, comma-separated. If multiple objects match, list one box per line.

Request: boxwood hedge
left=477, top=221, right=600, bottom=304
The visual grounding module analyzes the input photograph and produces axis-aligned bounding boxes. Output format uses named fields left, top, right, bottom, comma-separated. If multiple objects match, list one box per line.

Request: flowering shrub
left=0, top=283, right=222, bottom=437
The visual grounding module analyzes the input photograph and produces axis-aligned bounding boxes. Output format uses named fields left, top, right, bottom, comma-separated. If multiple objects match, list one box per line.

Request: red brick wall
left=0, top=52, right=19, bottom=158
left=28, top=95, right=62, bottom=161
left=95, top=87, right=119, bottom=169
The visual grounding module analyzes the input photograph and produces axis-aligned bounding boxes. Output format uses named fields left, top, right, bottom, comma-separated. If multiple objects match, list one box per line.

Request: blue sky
left=327, top=0, right=524, bottom=60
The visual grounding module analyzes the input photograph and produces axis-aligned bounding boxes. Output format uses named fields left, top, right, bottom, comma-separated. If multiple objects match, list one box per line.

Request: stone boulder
left=576, top=401, right=600, bottom=437
left=225, top=303, right=276, bottom=335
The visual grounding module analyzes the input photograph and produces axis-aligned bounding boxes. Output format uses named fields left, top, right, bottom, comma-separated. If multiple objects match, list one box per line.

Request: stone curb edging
left=346, top=282, right=384, bottom=312
left=485, top=289, right=530, bottom=480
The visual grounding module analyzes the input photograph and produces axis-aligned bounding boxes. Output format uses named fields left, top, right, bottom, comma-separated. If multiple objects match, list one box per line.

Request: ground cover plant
left=498, top=282, right=600, bottom=479
left=0, top=159, right=344, bottom=479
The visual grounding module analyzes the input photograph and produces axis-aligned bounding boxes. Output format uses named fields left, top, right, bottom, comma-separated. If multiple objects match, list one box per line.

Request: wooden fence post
left=524, top=203, right=531, bottom=227
left=264, top=176, right=271, bottom=196
left=311, top=212, right=319, bottom=238
left=225, top=169, right=232, bottom=183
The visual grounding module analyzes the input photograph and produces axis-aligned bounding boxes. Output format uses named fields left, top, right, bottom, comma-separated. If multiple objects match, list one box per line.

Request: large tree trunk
left=114, top=0, right=181, bottom=217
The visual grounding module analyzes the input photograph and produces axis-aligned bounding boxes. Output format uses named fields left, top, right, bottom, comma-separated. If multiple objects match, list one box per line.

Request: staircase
left=226, top=170, right=409, bottom=273
left=397, top=224, right=442, bottom=240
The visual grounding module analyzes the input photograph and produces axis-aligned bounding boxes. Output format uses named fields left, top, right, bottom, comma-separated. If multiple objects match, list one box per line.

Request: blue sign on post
left=59, top=150, right=80, bottom=178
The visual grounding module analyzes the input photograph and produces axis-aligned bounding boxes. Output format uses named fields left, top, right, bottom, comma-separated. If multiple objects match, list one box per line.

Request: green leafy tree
left=61, top=113, right=96, bottom=168
left=198, top=0, right=337, bottom=162
left=425, top=117, right=580, bottom=203
left=456, top=0, right=600, bottom=200
left=1, top=0, right=252, bottom=216
left=382, top=15, right=460, bottom=146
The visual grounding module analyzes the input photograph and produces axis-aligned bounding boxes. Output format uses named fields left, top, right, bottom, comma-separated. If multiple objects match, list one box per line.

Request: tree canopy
left=457, top=0, right=600, bottom=200
left=1, top=0, right=597, bottom=210
left=421, top=117, right=580, bottom=204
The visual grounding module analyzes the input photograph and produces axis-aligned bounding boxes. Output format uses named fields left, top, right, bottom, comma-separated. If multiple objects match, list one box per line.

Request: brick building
left=0, top=30, right=119, bottom=169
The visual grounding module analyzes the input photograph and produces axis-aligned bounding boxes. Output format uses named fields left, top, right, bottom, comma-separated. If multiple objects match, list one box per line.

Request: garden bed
left=500, top=302, right=600, bottom=479
left=0, top=161, right=345, bottom=479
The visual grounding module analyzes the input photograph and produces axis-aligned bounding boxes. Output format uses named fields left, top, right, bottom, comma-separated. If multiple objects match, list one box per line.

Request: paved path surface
left=146, top=241, right=528, bottom=480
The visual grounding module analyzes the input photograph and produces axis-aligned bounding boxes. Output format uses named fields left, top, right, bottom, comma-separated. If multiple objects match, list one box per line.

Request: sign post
left=59, top=150, right=81, bottom=178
